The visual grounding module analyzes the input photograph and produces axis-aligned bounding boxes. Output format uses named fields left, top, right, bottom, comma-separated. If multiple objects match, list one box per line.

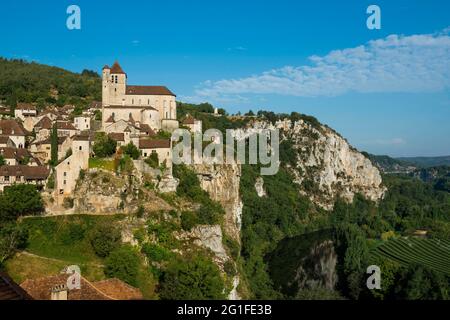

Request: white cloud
left=191, top=28, right=450, bottom=101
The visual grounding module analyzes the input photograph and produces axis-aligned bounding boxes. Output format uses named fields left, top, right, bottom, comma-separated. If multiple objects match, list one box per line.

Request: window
left=5, top=176, right=9, bottom=182
left=115, top=75, right=118, bottom=84
left=132, top=99, right=134, bottom=105
left=64, top=172, right=67, bottom=177
left=147, top=99, right=150, bottom=105
left=111, top=75, right=114, bottom=82
left=79, top=146, right=82, bottom=151
left=63, top=180, right=66, bottom=185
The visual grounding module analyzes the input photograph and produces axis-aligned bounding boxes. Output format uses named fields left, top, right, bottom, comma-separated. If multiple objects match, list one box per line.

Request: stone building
left=101, top=61, right=178, bottom=132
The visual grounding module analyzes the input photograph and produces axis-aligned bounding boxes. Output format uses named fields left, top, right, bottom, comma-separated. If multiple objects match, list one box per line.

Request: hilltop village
left=0, top=61, right=203, bottom=208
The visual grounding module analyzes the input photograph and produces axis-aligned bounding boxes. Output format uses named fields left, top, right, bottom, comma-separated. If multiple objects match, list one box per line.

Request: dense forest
left=0, top=58, right=101, bottom=109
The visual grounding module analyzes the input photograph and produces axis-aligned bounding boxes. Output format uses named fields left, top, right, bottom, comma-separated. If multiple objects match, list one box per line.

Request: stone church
left=101, top=61, right=178, bottom=131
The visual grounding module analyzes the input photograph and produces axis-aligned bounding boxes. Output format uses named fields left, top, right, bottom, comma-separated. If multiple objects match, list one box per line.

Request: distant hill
left=397, top=156, right=450, bottom=168
left=0, top=57, right=101, bottom=109
left=364, top=153, right=416, bottom=173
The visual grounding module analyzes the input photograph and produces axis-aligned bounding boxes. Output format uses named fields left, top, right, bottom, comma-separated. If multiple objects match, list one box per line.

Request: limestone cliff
left=233, top=119, right=385, bottom=210
left=192, top=163, right=242, bottom=242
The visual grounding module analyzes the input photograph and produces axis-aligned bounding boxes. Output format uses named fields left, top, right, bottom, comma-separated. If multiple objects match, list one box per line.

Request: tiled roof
left=0, top=165, right=50, bottom=179
left=139, top=139, right=170, bottom=149
left=72, top=135, right=90, bottom=141
left=57, top=121, right=77, bottom=131
left=108, top=133, right=125, bottom=142
left=138, top=124, right=156, bottom=136
left=0, top=136, right=11, bottom=144
left=105, top=105, right=158, bottom=111
left=110, top=61, right=126, bottom=74
left=16, top=103, right=36, bottom=110
left=0, top=147, right=31, bottom=160
left=91, top=279, right=143, bottom=300
left=21, top=275, right=143, bottom=300
left=126, top=85, right=176, bottom=96
left=35, top=116, right=53, bottom=130
left=0, top=120, right=26, bottom=136
left=0, top=272, right=32, bottom=300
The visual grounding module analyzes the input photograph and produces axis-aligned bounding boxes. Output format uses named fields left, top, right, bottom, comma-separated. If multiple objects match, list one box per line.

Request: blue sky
left=0, top=0, right=449, bottom=157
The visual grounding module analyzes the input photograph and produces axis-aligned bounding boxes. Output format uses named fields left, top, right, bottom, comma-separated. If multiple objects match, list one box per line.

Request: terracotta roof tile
left=126, top=85, right=176, bottom=96
left=0, top=165, right=50, bottom=179
left=110, top=61, right=126, bottom=74
left=35, top=116, right=53, bottom=130
left=0, top=272, right=32, bottom=300
left=108, top=133, right=125, bottom=142
left=20, top=275, right=143, bottom=300
left=0, top=120, right=25, bottom=136
left=139, top=139, right=170, bottom=149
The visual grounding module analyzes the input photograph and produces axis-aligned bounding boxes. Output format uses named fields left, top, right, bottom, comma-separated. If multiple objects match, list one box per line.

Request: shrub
left=141, top=243, right=173, bottom=262
left=0, top=184, right=44, bottom=223
left=121, top=143, right=140, bottom=160
left=159, top=254, right=225, bottom=300
left=105, top=245, right=140, bottom=286
left=60, top=223, right=86, bottom=245
left=180, top=211, right=198, bottom=231
left=93, top=132, right=117, bottom=158
left=89, top=223, right=122, bottom=258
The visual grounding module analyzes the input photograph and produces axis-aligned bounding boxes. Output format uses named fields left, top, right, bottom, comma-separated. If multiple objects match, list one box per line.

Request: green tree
left=0, top=223, right=28, bottom=266
left=104, top=245, right=140, bottom=286
left=0, top=184, right=44, bottom=223
left=89, top=223, right=122, bottom=258
left=0, top=155, right=5, bottom=166
left=121, top=143, right=140, bottom=160
left=159, top=255, right=225, bottom=300
left=93, top=132, right=117, bottom=158
left=50, top=122, right=58, bottom=166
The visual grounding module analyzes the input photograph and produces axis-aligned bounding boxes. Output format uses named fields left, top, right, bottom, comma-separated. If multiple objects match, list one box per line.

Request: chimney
left=51, top=284, right=68, bottom=300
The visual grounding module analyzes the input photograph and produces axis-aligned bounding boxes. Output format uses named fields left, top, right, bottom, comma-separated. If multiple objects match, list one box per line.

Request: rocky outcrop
left=233, top=119, right=386, bottom=210
left=192, top=163, right=242, bottom=242
left=285, top=119, right=386, bottom=209
left=72, top=170, right=172, bottom=214
left=254, top=177, right=266, bottom=197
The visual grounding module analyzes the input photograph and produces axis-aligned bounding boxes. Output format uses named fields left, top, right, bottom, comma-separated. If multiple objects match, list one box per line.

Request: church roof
left=139, top=139, right=170, bottom=149
left=110, top=61, right=126, bottom=74
left=104, top=105, right=158, bottom=111
left=126, top=85, right=176, bottom=97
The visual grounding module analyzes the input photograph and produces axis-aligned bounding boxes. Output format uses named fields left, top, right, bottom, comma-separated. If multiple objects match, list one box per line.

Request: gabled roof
left=138, top=124, right=156, bottom=136
left=0, top=120, right=26, bottom=136
left=16, top=103, right=36, bottom=110
left=0, top=165, right=50, bottom=179
left=35, top=116, right=53, bottom=130
left=0, top=136, right=11, bottom=144
left=106, top=114, right=115, bottom=123
left=108, top=133, right=125, bottom=142
left=57, top=121, right=76, bottom=131
left=110, top=61, right=126, bottom=74
left=139, top=139, right=170, bottom=149
left=0, top=272, right=32, bottom=300
left=126, top=85, right=176, bottom=96
left=20, top=275, right=143, bottom=300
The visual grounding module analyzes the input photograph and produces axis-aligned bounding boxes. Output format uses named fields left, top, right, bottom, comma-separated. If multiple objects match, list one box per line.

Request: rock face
left=284, top=119, right=386, bottom=209
left=293, top=240, right=338, bottom=291
left=193, top=163, right=242, bottom=242
left=233, top=119, right=385, bottom=210
left=254, top=177, right=266, bottom=197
